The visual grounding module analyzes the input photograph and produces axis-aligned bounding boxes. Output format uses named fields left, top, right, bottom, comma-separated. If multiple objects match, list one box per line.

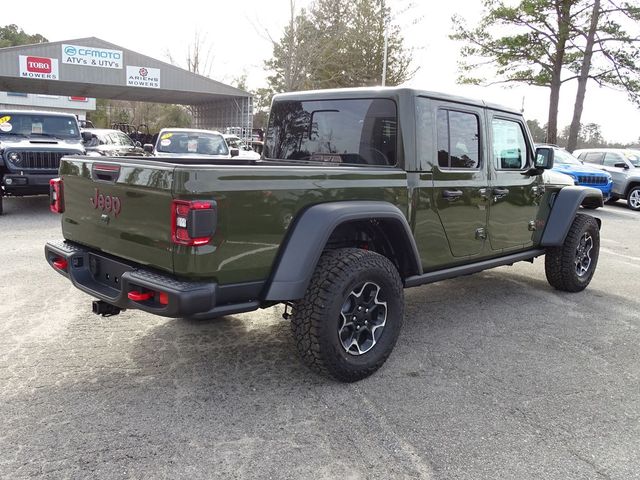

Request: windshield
left=264, top=98, right=397, bottom=166
left=0, top=113, right=80, bottom=139
left=624, top=150, right=640, bottom=167
left=156, top=131, right=229, bottom=155
left=553, top=148, right=582, bottom=165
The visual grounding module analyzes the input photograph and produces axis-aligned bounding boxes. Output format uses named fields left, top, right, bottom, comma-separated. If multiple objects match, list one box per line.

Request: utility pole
left=382, top=22, right=389, bottom=86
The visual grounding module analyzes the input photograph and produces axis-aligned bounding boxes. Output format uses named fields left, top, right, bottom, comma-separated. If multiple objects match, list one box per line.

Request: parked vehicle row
left=0, top=110, right=85, bottom=215
left=574, top=148, right=640, bottom=211
left=539, top=145, right=613, bottom=207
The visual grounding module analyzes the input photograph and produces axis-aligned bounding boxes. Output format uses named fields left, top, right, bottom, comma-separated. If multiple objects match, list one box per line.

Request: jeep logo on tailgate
left=90, top=188, right=121, bottom=217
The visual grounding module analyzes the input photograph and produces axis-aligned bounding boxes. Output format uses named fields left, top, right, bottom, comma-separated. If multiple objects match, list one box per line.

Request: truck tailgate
left=59, top=157, right=175, bottom=273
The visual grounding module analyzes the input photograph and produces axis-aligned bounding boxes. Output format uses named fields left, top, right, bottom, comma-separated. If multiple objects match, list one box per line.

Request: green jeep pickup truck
left=45, top=87, right=603, bottom=382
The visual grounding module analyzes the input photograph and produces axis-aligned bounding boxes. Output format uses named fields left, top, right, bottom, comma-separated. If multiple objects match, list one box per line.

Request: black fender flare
left=263, top=201, right=422, bottom=301
left=540, top=186, right=603, bottom=247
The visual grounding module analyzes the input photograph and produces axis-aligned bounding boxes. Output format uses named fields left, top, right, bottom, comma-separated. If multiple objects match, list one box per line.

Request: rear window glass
left=157, top=131, right=229, bottom=155
left=264, top=98, right=397, bottom=166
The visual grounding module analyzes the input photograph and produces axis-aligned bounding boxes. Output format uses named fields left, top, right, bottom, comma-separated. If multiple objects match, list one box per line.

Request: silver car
left=573, top=148, right=640, bottom=211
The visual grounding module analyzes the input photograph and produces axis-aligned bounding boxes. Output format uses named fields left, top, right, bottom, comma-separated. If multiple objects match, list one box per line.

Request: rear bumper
left=2, top=172, right=56, bottom=195
left=44, top=240, right=262, bottom=319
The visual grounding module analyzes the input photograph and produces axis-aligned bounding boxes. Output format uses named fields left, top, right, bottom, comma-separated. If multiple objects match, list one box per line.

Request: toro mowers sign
left=19, top=55, right=59, bottom=80
left=126, top=66, right=160, bottom=89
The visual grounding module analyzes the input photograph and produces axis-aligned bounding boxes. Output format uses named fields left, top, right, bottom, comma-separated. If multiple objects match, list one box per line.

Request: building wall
left=192, top=97, right=253, bottom=141
left=0, top=91, right=95, bottom=119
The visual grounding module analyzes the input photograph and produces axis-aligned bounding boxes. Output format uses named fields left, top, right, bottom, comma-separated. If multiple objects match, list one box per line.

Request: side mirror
left=81, top=131, right=93, bottom=143
left=230, top=148, right=239, bottom=157
left=614, top=162, right=629, bottom=169
left=143, top=144, right=154, bottom=153
left=534, top=147, right=554, bottom=169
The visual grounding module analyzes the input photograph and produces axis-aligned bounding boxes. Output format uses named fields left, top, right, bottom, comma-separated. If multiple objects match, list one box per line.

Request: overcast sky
left=3, top=0, right=639, bottom=142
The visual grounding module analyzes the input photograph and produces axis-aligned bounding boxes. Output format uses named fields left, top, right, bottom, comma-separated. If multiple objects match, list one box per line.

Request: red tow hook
left=127, top=291, right=154, bottom=302
left=52, top=258, right=68, bottom=271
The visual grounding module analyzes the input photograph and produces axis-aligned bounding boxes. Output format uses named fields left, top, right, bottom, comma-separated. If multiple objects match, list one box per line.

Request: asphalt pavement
left=0, top=195, right=638, bottom=479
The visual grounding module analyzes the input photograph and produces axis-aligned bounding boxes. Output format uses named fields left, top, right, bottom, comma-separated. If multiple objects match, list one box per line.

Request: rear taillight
left=171, top=200, right=217, bottom=246
left=52, top=257, right=68, bottom=271
left=49, top=178, right=64, bottom=213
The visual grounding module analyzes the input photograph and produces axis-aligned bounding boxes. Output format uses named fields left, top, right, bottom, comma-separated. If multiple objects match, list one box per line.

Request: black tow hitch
left=92, top=300, right=123, bottom=317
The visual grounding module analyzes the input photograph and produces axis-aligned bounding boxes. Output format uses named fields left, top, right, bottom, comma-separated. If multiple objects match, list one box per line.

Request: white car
left=147, top=128, right=235, bottom=159
left=223, top=134, right=261, bottom=159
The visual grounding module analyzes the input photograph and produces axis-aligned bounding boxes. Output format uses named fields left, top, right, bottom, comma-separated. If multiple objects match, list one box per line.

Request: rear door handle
left=493, top=187, right=510, bottom=198
left=442, top=189, right=463, bottom=200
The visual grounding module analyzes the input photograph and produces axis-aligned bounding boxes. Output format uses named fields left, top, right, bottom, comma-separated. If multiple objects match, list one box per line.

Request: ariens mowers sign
left=126, top=66, right=160, bottom=89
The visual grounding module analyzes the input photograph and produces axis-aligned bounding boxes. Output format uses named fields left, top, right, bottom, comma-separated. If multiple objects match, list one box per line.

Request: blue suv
left=541, top=145, right=612, bottom=204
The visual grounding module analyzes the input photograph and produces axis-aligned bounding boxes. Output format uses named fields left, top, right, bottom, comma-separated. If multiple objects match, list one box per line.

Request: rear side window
left=492, top=118, right=528, bottom=170
left=583, top=152, right=604, bottom=164
left=437, top=110, right=480, bottom=169
left=264, top=99, right=397, bottom=166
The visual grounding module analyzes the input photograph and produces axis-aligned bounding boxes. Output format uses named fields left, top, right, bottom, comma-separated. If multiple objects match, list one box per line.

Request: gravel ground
left=0, top=195, right=638, bottom=480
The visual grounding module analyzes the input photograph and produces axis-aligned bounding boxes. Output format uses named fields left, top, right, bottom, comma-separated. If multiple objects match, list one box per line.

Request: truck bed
left=57, top=155, right=409, bottom=285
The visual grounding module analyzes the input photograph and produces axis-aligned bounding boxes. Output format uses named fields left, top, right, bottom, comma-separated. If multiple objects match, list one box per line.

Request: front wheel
left=291, top=248, right=404, bottom=382
left=627, top=186, right=640, bottom=211
left=545, top=214, right=600, bottom=292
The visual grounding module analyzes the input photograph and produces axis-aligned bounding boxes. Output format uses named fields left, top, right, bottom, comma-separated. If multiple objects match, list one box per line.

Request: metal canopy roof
left=0, top=37, right=250, bottom=104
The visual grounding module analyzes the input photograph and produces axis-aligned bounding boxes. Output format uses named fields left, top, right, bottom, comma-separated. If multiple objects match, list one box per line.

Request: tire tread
left=291, top=248, right=403, bottom=382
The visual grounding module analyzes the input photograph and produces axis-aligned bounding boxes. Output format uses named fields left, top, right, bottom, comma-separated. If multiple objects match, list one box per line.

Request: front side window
left=437, top=110, right=480, bottom=169
left=117, top=132, right=134, bottom=147
left=492, top=118, right=528, bottom=170
left=604, top=152, right=625, bottom=167
left=264, top=98, right=397, bottom=166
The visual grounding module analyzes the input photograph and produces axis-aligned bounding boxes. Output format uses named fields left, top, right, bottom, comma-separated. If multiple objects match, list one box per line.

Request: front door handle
left=493, top=187, right=510, bottom=198
left=442, top=189, right=463, bottom=201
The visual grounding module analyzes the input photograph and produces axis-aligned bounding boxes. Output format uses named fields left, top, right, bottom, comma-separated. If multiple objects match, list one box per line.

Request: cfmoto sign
left=61, top=44, right=123, bottom=69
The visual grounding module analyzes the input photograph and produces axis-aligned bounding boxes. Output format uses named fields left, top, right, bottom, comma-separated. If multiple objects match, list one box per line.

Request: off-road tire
left=545, top=214, right=600, bottom=292
left=291, top=248, right=404, bottom=382
left=626, top=186, right=640, bottom=211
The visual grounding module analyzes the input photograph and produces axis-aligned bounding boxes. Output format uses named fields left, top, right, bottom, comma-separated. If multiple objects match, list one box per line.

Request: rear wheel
left=291, top=248, right=404, bottom=382
left=627, top=186, right=640, bottom=211
left=545, top=214, right=600, bottom=292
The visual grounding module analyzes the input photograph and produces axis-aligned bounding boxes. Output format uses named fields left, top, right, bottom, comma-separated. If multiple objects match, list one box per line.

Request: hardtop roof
left=272, top=87, right=522, bottom=115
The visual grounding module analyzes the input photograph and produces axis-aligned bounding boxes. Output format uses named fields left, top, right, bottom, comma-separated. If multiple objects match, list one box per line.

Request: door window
left=436, top=110, right=480, bottom=169
left=582, top=152, right=604, bottom=164
left=491, top=118, right=529, bottom=170
left=604, top=152, right=624, bottom=167
left=117, top=132, right=135, bottom=147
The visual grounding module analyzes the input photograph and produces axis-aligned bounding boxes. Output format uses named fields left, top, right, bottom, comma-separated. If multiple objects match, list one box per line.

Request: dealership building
left=0, top=37, right=253, bottom=137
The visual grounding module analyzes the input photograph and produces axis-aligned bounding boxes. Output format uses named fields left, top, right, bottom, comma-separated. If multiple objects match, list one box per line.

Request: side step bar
left=404, top=249, right=545, bottom=288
